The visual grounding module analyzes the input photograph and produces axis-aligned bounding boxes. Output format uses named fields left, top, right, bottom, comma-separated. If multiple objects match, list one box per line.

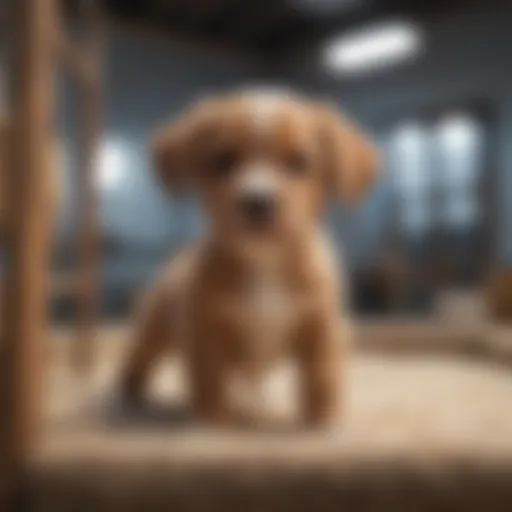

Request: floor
left=28, top=321, right=512, bottom=511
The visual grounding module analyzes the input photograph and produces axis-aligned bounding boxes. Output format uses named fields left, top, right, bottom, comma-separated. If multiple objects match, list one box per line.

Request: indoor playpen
left=2, top=2, right=512, bottom=512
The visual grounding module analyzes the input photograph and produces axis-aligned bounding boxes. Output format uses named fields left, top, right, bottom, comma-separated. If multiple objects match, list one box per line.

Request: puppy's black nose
left=240, top=193, right=277, bottom=225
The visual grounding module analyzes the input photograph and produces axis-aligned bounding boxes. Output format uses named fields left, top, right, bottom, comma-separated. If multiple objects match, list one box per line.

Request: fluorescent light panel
left=324, top=20, right=424, bottom=75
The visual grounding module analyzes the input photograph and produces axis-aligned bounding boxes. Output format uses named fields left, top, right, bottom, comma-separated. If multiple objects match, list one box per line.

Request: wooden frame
left=0, top=0, right=103, bottom=508
left=1, top=0, right=58, bottom=506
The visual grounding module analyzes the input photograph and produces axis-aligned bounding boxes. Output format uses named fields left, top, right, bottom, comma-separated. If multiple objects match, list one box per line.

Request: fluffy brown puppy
left=120, top=89, right=380, bottom=429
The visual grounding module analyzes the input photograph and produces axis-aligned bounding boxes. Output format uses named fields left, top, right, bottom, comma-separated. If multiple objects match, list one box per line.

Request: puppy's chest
left=231, top=272, right=300, bottom=359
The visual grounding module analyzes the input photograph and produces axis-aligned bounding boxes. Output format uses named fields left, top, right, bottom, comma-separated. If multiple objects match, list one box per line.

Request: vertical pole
left=0, top=0, right=57, bottom=506
left=73, top=2, right=104, bottom=374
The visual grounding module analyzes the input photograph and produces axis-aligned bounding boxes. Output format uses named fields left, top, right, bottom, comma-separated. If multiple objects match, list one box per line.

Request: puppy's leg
left=297, top=312, right=345, bottom=429
left=189, top=316, right=232, bottom=427
left=120, top=286, right=174, bottom=404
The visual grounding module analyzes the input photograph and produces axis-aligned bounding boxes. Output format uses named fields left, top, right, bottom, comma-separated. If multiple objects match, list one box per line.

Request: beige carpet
left=24, top=322, right=512, bottom=511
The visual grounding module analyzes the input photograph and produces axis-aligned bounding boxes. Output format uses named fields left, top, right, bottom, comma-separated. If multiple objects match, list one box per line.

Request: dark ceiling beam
left=163, top=0, right=240, bottom=33
left=182, top=0, right=232, bottom=25
left=101, top=0, right=149, bottom=19
left=79, top=0, right=485, bottom=60
left=201, top=0, right=301, bottom=54
left=230, top=0, right=290, bottom=38
left=143, top=0, right=228, bottom=28
left=148, top=0, right=188, bottom=18
left=104, top=14, right=266, bottom=66
left=280, top=0, right=477, bottom=61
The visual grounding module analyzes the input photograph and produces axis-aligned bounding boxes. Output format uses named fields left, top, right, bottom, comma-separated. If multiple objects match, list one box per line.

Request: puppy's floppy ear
left=151, top=101, right=213, bottom=195
left=315, top=103, right=381, bottom=205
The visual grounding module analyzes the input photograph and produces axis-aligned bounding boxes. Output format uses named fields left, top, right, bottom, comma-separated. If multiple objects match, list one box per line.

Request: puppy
left=119, top=89, right=380, bottom=429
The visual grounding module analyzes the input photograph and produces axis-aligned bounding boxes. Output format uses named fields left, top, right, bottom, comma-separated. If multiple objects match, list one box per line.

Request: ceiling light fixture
left=323, top=19, right=424, bottom=76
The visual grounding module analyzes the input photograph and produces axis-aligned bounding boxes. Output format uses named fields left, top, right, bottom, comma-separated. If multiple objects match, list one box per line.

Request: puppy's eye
left=210, top=149, right=238, bottom=177
left=286, top=151, right=309, bottom=175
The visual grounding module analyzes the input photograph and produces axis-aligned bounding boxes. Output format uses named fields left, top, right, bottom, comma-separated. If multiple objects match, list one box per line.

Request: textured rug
left=25, top=321, right=512, bottom=511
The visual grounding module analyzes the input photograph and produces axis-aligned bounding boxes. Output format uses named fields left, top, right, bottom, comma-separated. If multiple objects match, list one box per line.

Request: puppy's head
left=152, top=90, right=380, bottom=247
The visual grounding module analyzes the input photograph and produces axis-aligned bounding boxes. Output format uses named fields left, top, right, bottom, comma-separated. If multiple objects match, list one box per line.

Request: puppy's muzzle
left=240, top=192, right=277, bottom=227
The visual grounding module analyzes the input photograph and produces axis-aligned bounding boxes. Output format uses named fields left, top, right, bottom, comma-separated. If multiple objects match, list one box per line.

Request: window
left=435, top=114, right=483, bottom=229
left=389, top=122, right=431, bottom=237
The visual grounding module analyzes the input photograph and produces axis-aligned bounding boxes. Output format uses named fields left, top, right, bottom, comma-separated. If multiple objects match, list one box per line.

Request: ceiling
left=69, top=0, right=476, bottom=57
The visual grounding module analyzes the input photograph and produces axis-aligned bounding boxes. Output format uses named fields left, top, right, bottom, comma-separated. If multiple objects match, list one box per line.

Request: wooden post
left=0, top=0, right=57, bottom=506
left=73, top=2, right=104, bottom=374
